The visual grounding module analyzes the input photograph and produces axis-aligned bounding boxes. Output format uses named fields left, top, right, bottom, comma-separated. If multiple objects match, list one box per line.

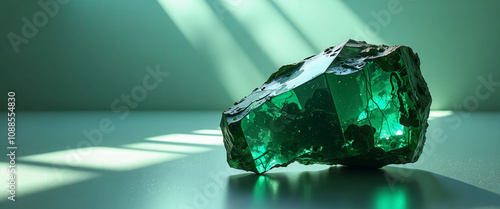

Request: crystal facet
left=220, top=40, right=432, bottom=174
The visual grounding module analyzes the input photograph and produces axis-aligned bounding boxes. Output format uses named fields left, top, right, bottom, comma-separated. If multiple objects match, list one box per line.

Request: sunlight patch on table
left=429, top=111, right=454, bottom=120
left=19, top=147, right=186, bottom=171
left=145, top=134, right=223, bottom=145
left=192, top=129, right=222, bottom=135
left=0, top=163, right=99, bottom=202
left=123, top=142, right=212, bottom=153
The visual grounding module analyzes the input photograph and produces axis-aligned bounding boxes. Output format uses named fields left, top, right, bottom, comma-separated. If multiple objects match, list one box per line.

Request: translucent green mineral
left=220, top=40, right=432, bottom=174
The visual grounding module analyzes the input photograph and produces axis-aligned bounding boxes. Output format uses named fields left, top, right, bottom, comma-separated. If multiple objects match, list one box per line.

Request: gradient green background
left=1, top=0, right=499, bottom=111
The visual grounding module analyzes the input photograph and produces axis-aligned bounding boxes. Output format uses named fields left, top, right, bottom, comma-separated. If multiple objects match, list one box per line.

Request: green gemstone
left=220, top=40, right=432, bottom=174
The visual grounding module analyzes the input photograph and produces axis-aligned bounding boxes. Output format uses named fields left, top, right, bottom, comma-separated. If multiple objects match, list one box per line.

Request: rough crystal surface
left=220, top=39, right=432, bottom=174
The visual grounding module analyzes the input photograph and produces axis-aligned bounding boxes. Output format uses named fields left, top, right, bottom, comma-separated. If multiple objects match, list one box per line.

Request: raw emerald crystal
left=220, top=40, right=432, bottom=174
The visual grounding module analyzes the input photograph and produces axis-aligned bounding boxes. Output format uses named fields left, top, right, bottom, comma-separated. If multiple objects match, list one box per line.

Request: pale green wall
left=1, top=0, right=499, bottom=111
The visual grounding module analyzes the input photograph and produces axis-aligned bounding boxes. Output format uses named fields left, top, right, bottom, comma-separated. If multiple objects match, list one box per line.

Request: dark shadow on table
left=225, top=166, right=500, bottom=209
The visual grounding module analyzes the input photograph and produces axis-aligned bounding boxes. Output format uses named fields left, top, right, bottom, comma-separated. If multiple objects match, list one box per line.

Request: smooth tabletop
left=0, top=111, right=499, bottom=209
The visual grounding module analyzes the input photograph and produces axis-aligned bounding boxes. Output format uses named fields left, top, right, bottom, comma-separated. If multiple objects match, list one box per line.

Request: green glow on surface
left=374, top=187, right=408, bottom=209
left=19, top=147, right=186, bottom=171
left=251, top=175, right=280, bottom=207
left=145, top=134, right=223, bottom=145
left=0, top=163, right=99, bottom=202
left=252, top=176, right=268, bottom=207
